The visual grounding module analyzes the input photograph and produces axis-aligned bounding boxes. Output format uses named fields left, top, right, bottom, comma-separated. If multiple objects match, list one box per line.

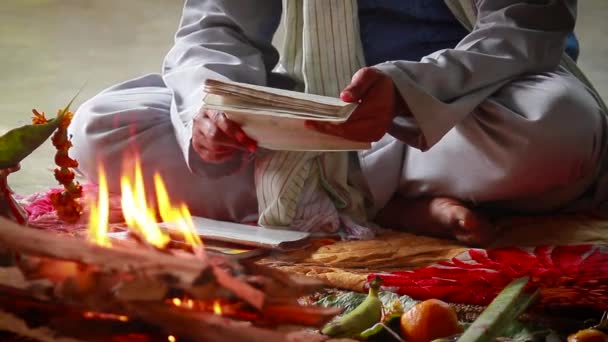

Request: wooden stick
left=0, top=217, right=265, bottom=309
left=0, top=218, right=339, bottom=335
left=128, top=302, right=289, bottom=342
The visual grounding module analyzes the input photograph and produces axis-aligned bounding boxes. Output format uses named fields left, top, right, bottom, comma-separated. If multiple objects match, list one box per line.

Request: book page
left=204, top=79, right=357, bottom=118
left=159, top=217, right=312, bottom=251
left=202, top=94, right=355, bottom=122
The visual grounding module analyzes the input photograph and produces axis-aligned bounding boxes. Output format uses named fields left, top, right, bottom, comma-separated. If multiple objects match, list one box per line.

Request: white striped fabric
left=255, top=0, right=369, bottom=234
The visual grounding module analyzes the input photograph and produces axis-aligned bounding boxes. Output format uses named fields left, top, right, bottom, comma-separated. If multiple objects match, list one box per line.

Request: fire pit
left=0, top=158, right=340, bottom=341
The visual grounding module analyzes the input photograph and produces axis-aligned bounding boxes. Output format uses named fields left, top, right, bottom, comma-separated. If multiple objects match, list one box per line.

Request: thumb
left=340, top=67, right=382, bottom=102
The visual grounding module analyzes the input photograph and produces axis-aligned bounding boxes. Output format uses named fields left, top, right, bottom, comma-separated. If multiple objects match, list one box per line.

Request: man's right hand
left=192, top=110, right=257, bottom=163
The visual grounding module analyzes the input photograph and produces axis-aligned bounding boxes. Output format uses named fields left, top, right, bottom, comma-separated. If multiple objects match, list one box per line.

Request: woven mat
left=257, top=213, right=608, bottom=292
left=21, top=186, right=608, bottom=309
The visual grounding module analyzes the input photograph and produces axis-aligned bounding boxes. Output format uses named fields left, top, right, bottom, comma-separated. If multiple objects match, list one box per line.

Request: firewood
left=127, top=302, right=290, bottom=342
left=0, top=310, right=84, bottom=342
left=0, top=217, right=265, bottom=310
left=0, top=217, right=340, bottom=340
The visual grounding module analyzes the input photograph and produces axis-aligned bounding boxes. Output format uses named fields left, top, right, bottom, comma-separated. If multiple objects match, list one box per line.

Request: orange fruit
left=400, top=299, right=463, bottom=342
left=568, top=329, right=608, bottom=342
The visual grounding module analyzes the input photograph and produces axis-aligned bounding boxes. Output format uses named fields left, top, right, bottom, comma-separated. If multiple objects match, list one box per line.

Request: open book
left=110, top=216, right=312, bottom=252
left=160, top=216, right=312, bottom=251
left=201, top=79, right=371, bottom=151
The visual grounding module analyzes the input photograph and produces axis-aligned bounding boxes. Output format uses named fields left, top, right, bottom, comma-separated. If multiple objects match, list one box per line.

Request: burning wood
left=0, top=159, right=340, bottom=341
left=0, top=217, right=340, bottom=341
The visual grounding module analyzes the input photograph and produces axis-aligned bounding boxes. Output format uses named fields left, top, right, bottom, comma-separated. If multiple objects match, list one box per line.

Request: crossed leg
left=375, top=66, right=606, bottom=246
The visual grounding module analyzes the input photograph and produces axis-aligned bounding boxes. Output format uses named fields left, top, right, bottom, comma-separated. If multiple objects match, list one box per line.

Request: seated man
left=69, top=0, right=607, bottom=245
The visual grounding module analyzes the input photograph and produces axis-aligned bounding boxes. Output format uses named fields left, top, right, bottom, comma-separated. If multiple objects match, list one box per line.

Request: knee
left=491, top=73, right=605, bottom=199
left=525, top=75, right=603, bottom=180
left=68, top=93, right=120, bottom=181
left=70, top=74, right=171, bottom=143
left=69, top=85, right=173, bottom=180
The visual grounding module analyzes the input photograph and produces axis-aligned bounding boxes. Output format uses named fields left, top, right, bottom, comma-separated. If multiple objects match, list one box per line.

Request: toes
left=454, top=216, right=499, bottom=247
left=429, top=197, right=471, bottom=227
left=430, top=197, right=498, bottom=247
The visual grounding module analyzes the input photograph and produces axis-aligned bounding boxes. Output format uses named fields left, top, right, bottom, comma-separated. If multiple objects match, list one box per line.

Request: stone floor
left=1, top=0, right=607, bottom=195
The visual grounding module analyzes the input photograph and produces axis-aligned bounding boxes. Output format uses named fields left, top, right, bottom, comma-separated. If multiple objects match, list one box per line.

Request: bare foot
left=375, top=196, right=498, bottom=246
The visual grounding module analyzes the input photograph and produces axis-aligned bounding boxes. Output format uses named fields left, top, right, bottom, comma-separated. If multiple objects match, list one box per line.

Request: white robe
left=68, top=0, right=607, bottom=223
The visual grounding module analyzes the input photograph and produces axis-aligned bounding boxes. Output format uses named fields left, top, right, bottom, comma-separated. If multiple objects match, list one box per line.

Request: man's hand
left=306, top=67, right=407, bottom=143
left=192, top=110, right=257, bottom=163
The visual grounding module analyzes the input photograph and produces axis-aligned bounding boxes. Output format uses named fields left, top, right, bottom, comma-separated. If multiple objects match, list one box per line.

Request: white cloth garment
left=255, top=0, right=371, bottom=237
left=68, top=0, right=608, bottom=234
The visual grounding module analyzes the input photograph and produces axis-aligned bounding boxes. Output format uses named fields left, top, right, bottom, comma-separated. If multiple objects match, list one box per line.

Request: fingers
left=340, top=67, right=383, bottom=102
left=305, top=93, right=388, bottom=141
left=192, top=110, right=257, bottom=163
left=208, top=111, right=257, bottom=152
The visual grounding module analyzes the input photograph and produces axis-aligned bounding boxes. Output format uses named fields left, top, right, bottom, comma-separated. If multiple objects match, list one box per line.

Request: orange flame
left=154, top=173, right=202, bottom=247
left=172, top=298, right=182, bottom=306
left=88, top=156, right=202, bottom=251
left=213, top=300, right=223, bottom=315
left=120, top=159, right=170, bottom=248
left=83, top=311, right=129, bottom=322
left=88, top=166, right=110, bottom=247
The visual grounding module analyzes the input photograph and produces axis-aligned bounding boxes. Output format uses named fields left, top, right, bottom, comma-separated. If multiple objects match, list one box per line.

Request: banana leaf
left=0, top=94, right=77, bottom=169
left=457, top=277, right=539, bottom=342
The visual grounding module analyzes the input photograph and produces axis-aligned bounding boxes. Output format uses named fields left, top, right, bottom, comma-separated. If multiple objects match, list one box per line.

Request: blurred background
left=1, top=0, right=607, bottom=195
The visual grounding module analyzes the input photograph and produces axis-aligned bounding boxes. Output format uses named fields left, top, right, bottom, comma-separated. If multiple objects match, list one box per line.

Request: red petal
left=551, top=244, right=594, bottom=275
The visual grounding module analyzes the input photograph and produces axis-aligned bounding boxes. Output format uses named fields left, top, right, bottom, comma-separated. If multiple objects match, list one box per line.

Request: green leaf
left=457, top=277, right=539, bottom=342
left=0, top=91, right=80, bottom=169
left=0, top=117, right=62, bottom=169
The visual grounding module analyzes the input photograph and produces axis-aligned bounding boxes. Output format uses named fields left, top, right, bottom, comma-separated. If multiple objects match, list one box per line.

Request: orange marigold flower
left=57, top=110, right=74, bottom=129
left=51, top=192, right=82, bottom=224
left=51, top=131, right=73, bottom=150
left=67, top=182, right=83, bottom=197
left=49, top=101, right=82, bottom=224
left=55, top=152, right=79, bottom=168
left=54, top=168, right=75, bottom=186
left=31, top=109, right=48, bottom=125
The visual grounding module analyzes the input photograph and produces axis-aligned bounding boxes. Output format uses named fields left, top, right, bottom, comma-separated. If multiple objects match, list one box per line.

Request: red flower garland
left=32, top=109, right=83, bottom=223
left=369, top=245, right=608, bottom=311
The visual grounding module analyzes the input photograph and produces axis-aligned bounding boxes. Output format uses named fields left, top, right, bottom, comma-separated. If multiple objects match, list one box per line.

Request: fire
left=154, top=174, right=202, bottom=247
left=120, top=159, right=170, bottom=248
left=83, top=311, right=129, bottom=322
left=88, top=167, right=110, bottom=247
left=213, top=300, right=223, bottom=315
left=88, top=157, right=202, bottom=251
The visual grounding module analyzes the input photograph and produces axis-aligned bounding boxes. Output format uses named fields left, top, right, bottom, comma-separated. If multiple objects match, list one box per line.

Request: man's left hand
left=306, top=67, right=405, bottom=143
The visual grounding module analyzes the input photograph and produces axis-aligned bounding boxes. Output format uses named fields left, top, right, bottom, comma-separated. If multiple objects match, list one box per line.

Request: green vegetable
left=457, top=277, right=539, bottom=342
left=316, top=289, right=417, bottom=315
left=321, top=277, right=384, bottom=338
left=358, top=313, right=404, bottom=341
